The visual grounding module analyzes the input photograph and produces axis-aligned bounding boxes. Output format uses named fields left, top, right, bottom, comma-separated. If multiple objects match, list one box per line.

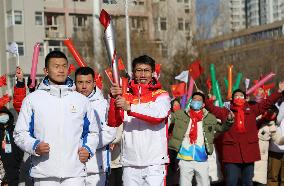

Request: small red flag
left=0, top=94, right=11, bottom=108
left=0, top=75, right=6, bottom=87
left=206, top=78, right=212, bottom=91
left=155, top=64, right=161, bottom=76
left=68, top=64, right=76, bottom=75
left=105, top=68, right=113, bottom=84
left=188, top=60, right=204, bottom=80
left=95, top=73, right=103, bottom=90
left=171, top=82, right=186, bottom=98
left=118, top=58, right=125, bottom=71
left=121, top=77, right=129, bottom=95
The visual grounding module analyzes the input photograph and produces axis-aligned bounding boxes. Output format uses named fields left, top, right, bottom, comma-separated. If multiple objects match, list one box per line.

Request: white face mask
left=0, top=114, right=9, bottom=124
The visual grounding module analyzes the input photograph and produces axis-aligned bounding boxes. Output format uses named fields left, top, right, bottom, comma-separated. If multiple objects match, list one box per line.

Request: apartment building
left=0, top=0, right=195, bottom=96
left=226, top=0, right=284, bottom=33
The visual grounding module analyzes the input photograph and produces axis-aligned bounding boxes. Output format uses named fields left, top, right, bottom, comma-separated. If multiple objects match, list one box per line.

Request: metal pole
left=125, top=0, right=132, bottom=76
left=93, top=0, right=102, bottom=70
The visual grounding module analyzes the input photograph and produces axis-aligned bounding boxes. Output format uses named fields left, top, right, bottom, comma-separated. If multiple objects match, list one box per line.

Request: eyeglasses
left=134, top=68, right=152, bottom=74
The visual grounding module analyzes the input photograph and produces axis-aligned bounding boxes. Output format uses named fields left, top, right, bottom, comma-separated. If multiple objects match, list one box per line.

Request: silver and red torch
left=99, top=9, right=120, bottom=86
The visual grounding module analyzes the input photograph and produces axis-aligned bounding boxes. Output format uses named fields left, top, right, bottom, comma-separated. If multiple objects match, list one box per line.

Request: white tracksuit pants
left=85, top=172, right=106, bottom=186
left=34, top=177, right=85, bottom=186
left=122, top=165, right=166, bottom=186
left=179, top=160, right=210, bottom=186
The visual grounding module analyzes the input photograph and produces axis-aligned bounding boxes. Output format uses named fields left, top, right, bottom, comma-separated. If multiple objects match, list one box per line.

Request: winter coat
left=205, top=91, right=282, bottom=163
left=168, top=109, right=233, bottom=155
left=86, top=88, right=116, bottom=174
left=108, top=79, right=171, bottom=167
left=14, top=77, right=99, bottom=178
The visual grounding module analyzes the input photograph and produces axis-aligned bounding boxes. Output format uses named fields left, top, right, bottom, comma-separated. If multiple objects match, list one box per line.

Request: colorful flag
left=0, top=75, right=6, bottom=87
left=95, top=73, right=103, bottom=90
left=171, top=82, right=186, bottom=98
left=118, top=57, right=125, bottom=71
left=188, top=60, right=204, bottom=80
left=206, top=78, right=212, bottom=91
left=105, top=68, right=113, bottom=84
left=175, top=70, right=189, bottom=83
left=0, top=94, right=11, bottom=108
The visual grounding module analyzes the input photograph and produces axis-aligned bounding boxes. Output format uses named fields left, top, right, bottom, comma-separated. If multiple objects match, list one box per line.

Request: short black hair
left=75, top=67, right=95, bottom=81
left=192, top=92, right=205, bottom=102
left=232, top=89, right=246, bottom=99
left=132, top=55, right=155, bottom=72
left=45, top=50, right=68, bottom=68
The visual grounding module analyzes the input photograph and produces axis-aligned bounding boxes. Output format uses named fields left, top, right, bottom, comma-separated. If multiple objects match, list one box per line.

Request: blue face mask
left=0, top=114, right=9, bottom=124
left=190, top=100, right=203, bottom=111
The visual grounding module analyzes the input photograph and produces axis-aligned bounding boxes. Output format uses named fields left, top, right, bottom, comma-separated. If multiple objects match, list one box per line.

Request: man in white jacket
left=75, top=67, right=116, bottom=186
left=108, top=55, right=171, bottom=186
left=14, top=51, right=99, bottom=186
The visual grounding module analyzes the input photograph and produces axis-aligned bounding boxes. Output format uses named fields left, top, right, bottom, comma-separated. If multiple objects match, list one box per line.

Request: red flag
left=68, top=64, right=76, bottom=75
left=0, top=75, right=6, bottom=87
left=206, top=78, right=212, bottom=91
left=155, top=64, right=161, bottom=76
left=105, top=68, right=113, bottom=84
left=95, top=73, right=103, bottom=90
left=0, top=94, right=11, bottom=108
left=188, top=60, right=204, bottom=80
left=171, top=82, right=186, bottom=97
left=118, top=58, right=125, bottom=71
left=121, top=77, right=129, bottom=95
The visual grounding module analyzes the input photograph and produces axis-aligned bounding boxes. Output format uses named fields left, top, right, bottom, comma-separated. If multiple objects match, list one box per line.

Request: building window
left=14, top=11, right=23, bottom=25
left=73, top=0, right=86, bottom=1
left=103, top=0, right=117, bottom=4
left=160, top=17, right=167, bottom=30
left=48, top=40, right=61, bottom=53
left=35, top=12, right=43, bottom=25
left=184, top=0, right=189, bottom=3
left=185, top=7, right=190, bottom=14
left=133, top=0, right=144, bottom=5
left=161, top=44, right=168, bottom=57
left=46, top=14, right=58, bottom=26
left=39, top=43, right=44, bottom=56
left=131, top=17, right=145, bottom=31
left=178, top=18, right=184, bottom=30
left=177, top=0, right=182, bottom=2
left=16, top=42, right=24, bottom=56
left=185, top=21, right=190, bottom=31
left=73, top=15, right=88, bottom=27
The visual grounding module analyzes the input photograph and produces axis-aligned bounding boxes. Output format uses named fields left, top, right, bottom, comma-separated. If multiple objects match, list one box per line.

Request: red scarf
left=233, top=98, right=246, bottom=133
left=189, top=109, right=203, bottom=144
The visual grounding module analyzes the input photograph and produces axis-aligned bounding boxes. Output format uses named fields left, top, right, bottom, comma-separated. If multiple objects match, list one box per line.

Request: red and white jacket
left=108, top=79, right=171, bottom=166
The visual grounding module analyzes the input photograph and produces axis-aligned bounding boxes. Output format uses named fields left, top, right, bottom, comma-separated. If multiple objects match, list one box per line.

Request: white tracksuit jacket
left=108, top=83, right=171, bottom=167
left=14, top=77, right=99, bottom=178
left=86, top=88, right=116, bottom=174
left=121, top=91, right=171, bottom=166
